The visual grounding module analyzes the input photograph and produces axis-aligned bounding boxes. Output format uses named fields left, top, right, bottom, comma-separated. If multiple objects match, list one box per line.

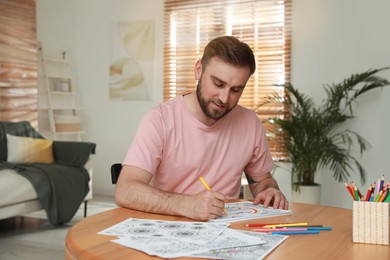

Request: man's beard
left=196, top=81, right=234, bottom=121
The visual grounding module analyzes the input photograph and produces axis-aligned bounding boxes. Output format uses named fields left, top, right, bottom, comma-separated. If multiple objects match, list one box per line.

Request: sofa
left=0, top=121, right=96, bottom=226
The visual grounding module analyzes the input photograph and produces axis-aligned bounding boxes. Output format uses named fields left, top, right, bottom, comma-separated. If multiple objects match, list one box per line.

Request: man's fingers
left=198, top=190, right=226, bottom=220
left=253, top=188, right=289, bottom=210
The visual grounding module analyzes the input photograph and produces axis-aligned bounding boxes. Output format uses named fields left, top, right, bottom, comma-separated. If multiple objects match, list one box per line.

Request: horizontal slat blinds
left=0, top=0, right=37, bottom=125
left=164, top=0, right=291, bottom=160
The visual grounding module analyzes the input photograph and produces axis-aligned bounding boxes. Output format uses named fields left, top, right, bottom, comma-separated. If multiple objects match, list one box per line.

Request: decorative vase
left=291, top=184, right=321, bottom=204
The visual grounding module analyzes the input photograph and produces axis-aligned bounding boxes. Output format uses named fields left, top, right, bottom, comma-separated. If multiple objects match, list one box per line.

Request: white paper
left=191, top=230, right=288, bottom=260
left=112, top=227, right=265, bottom=258
left=210, top=201, right=293, bottom=223
left=98, top=218, right=228, bottom=244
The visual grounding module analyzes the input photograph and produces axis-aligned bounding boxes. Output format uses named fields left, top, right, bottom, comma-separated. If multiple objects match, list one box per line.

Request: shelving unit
left=37, top=43, right=84, bottom=141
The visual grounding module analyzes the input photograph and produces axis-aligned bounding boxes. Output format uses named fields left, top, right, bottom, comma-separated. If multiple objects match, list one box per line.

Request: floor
left=0, top=195, right=117, bottom=260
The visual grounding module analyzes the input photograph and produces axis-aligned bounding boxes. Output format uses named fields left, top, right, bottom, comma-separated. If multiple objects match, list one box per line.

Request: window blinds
left=164, top=0, right=291, bottom=160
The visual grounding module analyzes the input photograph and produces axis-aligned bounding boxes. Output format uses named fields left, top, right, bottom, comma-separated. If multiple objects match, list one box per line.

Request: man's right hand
left=115, top=165, right=227, bottom=221
left=182, top=191, right=227, bottom=221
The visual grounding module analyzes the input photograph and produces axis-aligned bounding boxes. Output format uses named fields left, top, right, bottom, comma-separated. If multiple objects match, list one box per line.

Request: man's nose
left=219, top=88, right=230, bottom=104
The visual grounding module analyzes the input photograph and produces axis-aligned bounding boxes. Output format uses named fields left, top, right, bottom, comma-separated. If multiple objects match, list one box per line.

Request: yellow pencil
left=199, top=176, right=227, bottom=214
left=199, top=176, right=212, bottom=191
left=264, top=222, right=308, bottom=228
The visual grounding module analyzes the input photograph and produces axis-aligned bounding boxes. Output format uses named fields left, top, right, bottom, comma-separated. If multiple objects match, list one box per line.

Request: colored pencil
left=263, top=222, right=308, bottom=228
left=199, top=176, right=212, bottom=191
left=271, top=230, right=320, bottom=235
left=374, top=190, right=383, bottom=202
left=364, top=185, right=372, bottom=202
left=245, top=223, right=286, bottom=227
left=379, top=175, right=385, bottom=192
left=307, top=227, right=332, bottom=231
left=378, top=190, right=388, bottom=202
left=277, top=226, right=331, bottom=230
left=246, top=223, right=323, bottom=228
left=377, top=178, right=381, bottom=195
left=252, top=227, right=332, bottom=232
left=252, top=228, right=308, bottom=232
left=344, top=182, right=355, bottom=200
left=384, top=193, right=390, bottom=202
left=354, top=186, right=359, bottom=201
left=277, top=225, right=323, bottom=228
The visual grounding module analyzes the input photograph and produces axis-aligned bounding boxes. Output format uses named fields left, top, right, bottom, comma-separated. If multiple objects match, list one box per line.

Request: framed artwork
left=109, top=20, right=155, bottom=100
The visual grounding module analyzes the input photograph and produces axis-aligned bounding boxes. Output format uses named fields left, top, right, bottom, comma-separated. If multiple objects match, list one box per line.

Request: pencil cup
left=352, top=201, right=389, bottom=245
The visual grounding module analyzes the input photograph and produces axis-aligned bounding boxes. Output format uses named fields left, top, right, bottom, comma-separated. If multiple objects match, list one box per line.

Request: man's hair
left=201, top=36, right=256, bottom=75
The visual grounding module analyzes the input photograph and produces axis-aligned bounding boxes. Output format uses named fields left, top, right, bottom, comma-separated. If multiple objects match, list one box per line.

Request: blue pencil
left=307, top=227, right=332, bottom=231
left=271, top=230, right=320, bottom=235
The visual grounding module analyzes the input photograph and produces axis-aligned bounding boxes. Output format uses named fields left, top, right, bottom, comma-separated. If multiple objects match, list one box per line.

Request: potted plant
left=257, top=68, right=390, bottom=203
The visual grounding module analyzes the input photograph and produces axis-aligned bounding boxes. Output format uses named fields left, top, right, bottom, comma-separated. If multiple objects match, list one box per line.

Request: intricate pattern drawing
left=112, top=228, right=266, bottom=258
left=98, top=204, right=291, bottom=258
left=211, top=201, right=292, bottom=223
left=98, top=218, right=228, bottom=244
left=191, top=230, right=288, bottom=260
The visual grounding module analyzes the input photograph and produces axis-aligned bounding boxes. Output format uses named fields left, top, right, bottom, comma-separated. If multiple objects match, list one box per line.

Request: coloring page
left=98, top=218, right=228, bottom=244
left=191, top=229, right=288, bottom=260
left=112, top=227, right=265, bottom=258
left=210, top=201, right=292, bottom=223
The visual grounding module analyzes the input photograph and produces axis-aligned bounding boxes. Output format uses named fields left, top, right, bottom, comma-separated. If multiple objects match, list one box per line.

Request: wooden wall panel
left=0, top=0, right=37, bottom=125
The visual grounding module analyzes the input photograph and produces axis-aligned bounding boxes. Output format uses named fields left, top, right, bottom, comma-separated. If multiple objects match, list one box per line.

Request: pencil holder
left=352, top=201, right=389, bottom=245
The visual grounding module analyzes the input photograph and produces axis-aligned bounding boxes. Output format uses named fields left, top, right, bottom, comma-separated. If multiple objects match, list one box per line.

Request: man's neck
left=182, top=92, right=216, bottom=126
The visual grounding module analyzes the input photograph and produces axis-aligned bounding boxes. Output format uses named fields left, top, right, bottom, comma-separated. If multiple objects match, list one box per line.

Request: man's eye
left=214, top=81, right=223, bottom=87
left=231, top=88, right=241, bottom=93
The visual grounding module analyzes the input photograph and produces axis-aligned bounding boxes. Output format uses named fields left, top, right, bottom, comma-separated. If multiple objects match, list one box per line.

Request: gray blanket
left=1, top=162, right=89, bottom=226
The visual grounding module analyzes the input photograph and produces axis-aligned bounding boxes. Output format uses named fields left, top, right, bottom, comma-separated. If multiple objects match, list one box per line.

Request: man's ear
left=194, top=58, right=202, bottom=80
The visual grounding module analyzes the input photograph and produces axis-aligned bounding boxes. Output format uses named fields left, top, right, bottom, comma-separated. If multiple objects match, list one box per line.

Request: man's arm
left=245, top=172, right=289, bottom=210
left=115, top=165, right=227, bottom=220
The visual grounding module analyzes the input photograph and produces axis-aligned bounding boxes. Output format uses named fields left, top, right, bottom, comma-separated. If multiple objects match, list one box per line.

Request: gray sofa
left=0, top=121, right=96, bottom=226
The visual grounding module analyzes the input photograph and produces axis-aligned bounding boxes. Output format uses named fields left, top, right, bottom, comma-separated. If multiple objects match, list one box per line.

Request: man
left=115, top=36, right=288, bottom=221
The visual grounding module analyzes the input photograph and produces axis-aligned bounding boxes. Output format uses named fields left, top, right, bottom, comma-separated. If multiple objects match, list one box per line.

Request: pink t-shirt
left=123, top=95, right=273, bottom=199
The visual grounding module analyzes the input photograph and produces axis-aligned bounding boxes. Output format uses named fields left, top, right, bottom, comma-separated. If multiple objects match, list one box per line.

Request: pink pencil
left=252, top=228, right=308, bottom=232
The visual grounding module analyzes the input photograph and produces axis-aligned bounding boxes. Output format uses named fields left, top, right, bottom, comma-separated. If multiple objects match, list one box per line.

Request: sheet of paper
left=210, top=201, right=292, bottom=223
left=112, top=227, right=265, bottom=258
left=190, top=230, right=288, bottom=260
left=98, top=218, right=228, bottom=244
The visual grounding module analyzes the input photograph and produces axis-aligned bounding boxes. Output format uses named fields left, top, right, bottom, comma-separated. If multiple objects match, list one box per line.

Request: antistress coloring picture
left=210, top=201, right=292, bottom=223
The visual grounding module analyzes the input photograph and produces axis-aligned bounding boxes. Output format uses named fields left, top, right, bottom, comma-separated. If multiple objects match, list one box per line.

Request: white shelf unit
left=37, top=44, right=84, bottom=141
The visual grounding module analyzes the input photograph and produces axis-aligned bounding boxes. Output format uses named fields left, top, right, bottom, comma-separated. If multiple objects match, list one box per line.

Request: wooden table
left=65, top=203, right=390, bottom=259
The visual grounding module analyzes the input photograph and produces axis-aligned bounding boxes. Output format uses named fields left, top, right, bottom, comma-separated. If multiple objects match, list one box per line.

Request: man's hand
left=253, top=187, right=289, bottom=210
left=246, top=172, right=289, bottom=210
left=182, top=191, right=226, bottom=221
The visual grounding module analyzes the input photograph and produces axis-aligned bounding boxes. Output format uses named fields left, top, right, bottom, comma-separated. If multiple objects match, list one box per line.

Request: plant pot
left=291, top=184, right=321, bottom=204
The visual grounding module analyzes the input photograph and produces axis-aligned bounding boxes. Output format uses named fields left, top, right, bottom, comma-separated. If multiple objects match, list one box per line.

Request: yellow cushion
left=6, top=134, right=54, bottom=164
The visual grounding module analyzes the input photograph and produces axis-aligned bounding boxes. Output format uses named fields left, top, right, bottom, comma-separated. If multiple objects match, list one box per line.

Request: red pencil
left=344, top=181, right=354, bottom=199
left=245, top=223, right=284, bottom=227
left=365, top=184, right=372, bottom=202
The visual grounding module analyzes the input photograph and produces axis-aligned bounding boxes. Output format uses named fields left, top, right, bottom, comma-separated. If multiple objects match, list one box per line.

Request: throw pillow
left=6, top=134, right=55, bottom=164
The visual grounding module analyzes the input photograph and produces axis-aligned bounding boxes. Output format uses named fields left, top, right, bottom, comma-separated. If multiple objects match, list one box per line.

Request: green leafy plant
left=258, top=68, right=390, bottom=191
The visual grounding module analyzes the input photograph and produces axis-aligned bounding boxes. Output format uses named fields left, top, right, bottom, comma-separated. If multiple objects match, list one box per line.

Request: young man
left=115, top=36, right=288, bottom=221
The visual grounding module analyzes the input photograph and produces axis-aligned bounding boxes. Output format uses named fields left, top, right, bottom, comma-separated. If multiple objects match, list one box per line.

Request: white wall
left=290, top=0, right=390, bottom=209
left=37, top=0, right=390, bottom=209
left=37, top=0, right=164, bottom=196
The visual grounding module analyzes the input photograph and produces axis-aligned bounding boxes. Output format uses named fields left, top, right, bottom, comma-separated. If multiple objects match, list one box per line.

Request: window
left=0, top=0, right=37, bottom=126
left=164, top=0, right=291, bottom=160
